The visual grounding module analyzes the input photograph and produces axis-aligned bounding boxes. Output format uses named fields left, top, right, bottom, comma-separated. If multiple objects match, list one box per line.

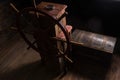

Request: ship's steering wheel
left=16, top=7, right=71, bottom=73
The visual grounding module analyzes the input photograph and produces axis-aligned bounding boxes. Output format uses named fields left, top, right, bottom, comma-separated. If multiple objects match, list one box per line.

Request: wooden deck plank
left=0, top=32, right=120, bottom=80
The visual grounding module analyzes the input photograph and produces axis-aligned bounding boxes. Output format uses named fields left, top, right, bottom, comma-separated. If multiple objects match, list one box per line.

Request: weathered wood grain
left=0, top=31, right=120, bottom=80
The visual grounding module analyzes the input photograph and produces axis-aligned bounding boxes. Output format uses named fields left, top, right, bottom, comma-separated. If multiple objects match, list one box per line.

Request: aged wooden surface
left=37, top=1, right=67, bottom=19
left=1, top=1, right=120, bottom=80
left=0, top=31, right=120, bottom=80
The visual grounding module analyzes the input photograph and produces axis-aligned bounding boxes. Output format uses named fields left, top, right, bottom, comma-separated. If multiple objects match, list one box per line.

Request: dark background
left=1, top=0, right=120, bottom=37
left=0, top=1, right=120, bottom=80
